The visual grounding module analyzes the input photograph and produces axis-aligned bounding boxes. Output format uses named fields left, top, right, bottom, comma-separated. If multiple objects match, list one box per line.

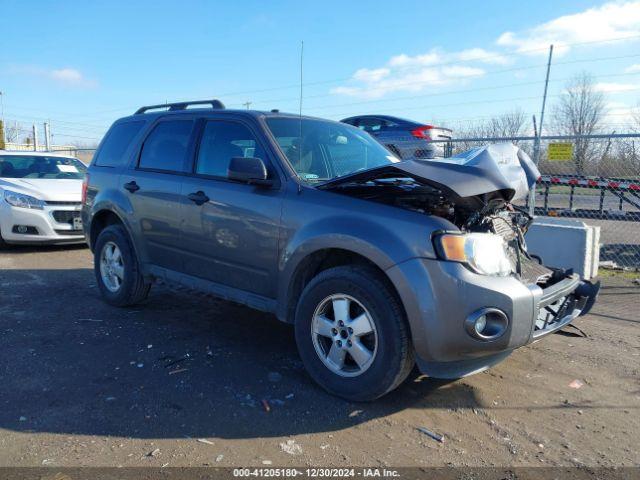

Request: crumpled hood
left=0, top=178, right=82, bottom=202
left=321, top=144, right=540, bottom=202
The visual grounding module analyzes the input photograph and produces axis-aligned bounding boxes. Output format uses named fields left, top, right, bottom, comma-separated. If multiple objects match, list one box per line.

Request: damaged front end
left=319, top=143, right=600, bottom=338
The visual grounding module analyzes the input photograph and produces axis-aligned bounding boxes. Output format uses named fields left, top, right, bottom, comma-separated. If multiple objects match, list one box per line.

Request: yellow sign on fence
left=548, top=142, right=573, bottom=161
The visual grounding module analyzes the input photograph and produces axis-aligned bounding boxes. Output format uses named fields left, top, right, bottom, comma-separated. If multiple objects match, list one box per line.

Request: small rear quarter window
left=93, top=121, right=145, bottom=167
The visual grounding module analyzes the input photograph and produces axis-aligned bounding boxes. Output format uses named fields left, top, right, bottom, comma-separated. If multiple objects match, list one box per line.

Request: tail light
left=411, top=125, right=434, bottom=140
left=81, top=174, right=89, bottom=203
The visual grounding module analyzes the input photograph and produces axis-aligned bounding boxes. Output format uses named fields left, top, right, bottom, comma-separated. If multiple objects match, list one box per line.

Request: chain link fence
left=442, top=133, right=640, bottom=270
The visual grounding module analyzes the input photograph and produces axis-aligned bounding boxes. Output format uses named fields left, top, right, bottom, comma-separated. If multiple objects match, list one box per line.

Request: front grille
left=45, top=201, right=81, bottom=206
left=54, top=229, right=84, bottom=236
left=488, top=214, right=554, bottom=284
left=52, top=210, right=81, bottom=224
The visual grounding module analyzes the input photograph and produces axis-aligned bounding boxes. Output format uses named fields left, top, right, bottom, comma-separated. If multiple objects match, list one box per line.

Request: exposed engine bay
left=319, top=144, right=557, bottom=285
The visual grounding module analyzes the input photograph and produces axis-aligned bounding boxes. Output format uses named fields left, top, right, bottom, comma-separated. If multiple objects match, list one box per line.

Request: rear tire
left=294, top=265, right=414, bottom=401
left=94, top=224, right=150, bottom=306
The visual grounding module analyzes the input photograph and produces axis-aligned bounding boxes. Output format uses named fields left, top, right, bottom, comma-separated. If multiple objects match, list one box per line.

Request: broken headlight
left=434, top=232, right=514, bottom=276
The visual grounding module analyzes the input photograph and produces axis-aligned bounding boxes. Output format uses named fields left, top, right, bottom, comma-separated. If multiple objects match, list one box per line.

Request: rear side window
left=93, top=121, right=145, bottom=167
left=138, top=120, right=194, bottom=172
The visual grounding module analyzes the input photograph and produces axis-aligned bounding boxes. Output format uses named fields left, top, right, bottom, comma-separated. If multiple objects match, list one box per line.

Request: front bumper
left=386, top=258, right=599, bottom=378
left=0, top=202, right=85, bottom=244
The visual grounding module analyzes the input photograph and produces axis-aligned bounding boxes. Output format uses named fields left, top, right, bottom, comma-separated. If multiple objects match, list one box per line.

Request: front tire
left=94, top=224, right=150, bottom=306
left=294, top=266, right=414, bottom=401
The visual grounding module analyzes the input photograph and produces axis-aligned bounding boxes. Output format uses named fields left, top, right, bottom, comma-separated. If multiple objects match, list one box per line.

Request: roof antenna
left=298, top=40, right=304, bottom=191
left=299, top=40, right=304, bottom=117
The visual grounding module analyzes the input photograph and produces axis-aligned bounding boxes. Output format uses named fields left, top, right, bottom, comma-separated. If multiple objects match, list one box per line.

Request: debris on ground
left=136, top=363, right=144, bottom=368
left=285, top=393, right=294, bottom=399
left=215, top=454, right=224, bottom=462
left=147, top=344, right=153, bottom=349
left=279, top=439, right=303, bottom=455
left=196, top=438, right=215, bottom=445
left=168, top=368, right=188, bottom=375
left=267, top=372, right=282, bottom=382
left=417, top=426, right=445, bottom=443
left=348, top=410, right=363, bottom=418
left=262, top=399, right=271, bottom=412
left=262, top=460, right=273, bottom=465
left=568, top=379, right=585, bottom=389
left=163, top=355, right=191, bottom=368
left=105, top=396, right=116, bottom=402
left=19, top=416, right=26, bottom=422
left=147, top=448, right=161, bottom=457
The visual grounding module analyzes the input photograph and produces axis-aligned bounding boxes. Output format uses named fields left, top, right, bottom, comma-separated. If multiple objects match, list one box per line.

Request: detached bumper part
left=531, top=276, right=600, bottom=340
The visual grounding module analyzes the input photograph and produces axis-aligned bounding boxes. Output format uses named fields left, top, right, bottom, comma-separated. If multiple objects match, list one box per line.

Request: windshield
left=266, top=117, right=399, bottom=184
left=0, top=155, right=87, bottom=179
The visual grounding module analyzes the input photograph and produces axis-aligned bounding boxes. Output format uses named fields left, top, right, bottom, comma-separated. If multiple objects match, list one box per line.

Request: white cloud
left=7, top=65, right=95, bottom=87
left=331, top=48, right=494, bottom=98
left=595, top=82, right=640, bottom=93
left=496, top=1, right=640, bottom=55
left=625, top=63, right=640, bottom=73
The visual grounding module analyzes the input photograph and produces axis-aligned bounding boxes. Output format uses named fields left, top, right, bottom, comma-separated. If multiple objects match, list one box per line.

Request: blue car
left=341, top=115, right=453, bottom=159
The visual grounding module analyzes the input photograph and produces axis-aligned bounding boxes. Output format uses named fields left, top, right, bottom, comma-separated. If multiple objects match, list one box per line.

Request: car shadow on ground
left=0, top=267, right=482, bottom=440
left=0, top=243, right=88, bottom=255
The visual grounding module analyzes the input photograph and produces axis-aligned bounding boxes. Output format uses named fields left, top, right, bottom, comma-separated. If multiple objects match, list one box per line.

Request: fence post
left=32, top=124, right=39, bottom=151
left=44, top=122, right=51, bottom=151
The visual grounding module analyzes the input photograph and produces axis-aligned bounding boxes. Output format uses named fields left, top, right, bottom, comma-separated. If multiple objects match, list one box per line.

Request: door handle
left=187, top=191, right=210, bottom=206
left=124, top=181, right=140, bottom=193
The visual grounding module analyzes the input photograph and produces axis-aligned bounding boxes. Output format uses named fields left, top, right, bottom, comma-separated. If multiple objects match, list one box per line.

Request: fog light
left=465, top=308, right=509, bottom=341
left=474, top=315, right=487, bottom=335
left=12, top=225, right=39, bottom=235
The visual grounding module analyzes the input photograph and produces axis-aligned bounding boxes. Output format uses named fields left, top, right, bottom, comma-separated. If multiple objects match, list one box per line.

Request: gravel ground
left=0, top=245, right=638, bottom=468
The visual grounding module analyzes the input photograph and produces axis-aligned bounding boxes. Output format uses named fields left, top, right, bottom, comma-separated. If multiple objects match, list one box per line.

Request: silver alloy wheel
left=100, top=241, right=125, bottom=293
left=311, top=294, right=378, bottom=377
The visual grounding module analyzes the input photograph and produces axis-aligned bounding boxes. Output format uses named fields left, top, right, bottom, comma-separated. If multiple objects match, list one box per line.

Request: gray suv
left=82, top=99, right=599, bottom=401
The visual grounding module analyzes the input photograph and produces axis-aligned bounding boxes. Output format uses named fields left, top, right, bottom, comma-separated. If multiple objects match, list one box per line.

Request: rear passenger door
left=179, top=118, right=283, bottom=299
left=122, top=117, right=196, bottom=272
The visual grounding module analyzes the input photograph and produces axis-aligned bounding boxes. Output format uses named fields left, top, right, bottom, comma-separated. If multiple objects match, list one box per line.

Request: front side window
left=266, top=117, right=399, bottom=184
left=138, top=120, right=194, bottom=172
left=0, top=155, right=87, bottom=179
left=196, top=121, right=265, bottom=178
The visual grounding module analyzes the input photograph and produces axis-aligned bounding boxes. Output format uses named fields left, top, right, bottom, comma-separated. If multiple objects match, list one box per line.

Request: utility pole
left=32, top=124, right=39, bottom=151
left=242, top=101, right=252, bottom=110
left=528, top=44, right=553, bottom=216
left=44, top=122, right=51, bottom=151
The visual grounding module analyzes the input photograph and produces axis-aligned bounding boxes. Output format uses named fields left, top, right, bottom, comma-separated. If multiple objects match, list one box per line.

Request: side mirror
left=227, top=157, right=272, bottom=186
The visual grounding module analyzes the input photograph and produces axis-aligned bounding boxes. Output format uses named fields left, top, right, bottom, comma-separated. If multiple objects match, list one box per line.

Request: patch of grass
left=597, top=268, right=640, bottom=280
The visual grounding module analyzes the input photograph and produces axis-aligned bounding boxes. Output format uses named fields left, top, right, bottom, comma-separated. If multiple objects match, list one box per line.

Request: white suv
left=0, top=151, right=87, bottom=246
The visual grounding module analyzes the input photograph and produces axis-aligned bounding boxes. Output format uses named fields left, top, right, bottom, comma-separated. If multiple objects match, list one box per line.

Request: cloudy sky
left=1, top=0, right=639, bottom=144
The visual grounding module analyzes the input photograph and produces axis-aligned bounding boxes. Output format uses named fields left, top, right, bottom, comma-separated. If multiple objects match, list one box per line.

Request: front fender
left=276, top=214, right=428, bottom=322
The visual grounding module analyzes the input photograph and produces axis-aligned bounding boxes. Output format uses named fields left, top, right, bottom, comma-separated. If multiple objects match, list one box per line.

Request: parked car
left=341, top=114, right=453, bottom=159
left=0, top=151, right=87, bottom=246
left=82, top=100, right=599, bottom=401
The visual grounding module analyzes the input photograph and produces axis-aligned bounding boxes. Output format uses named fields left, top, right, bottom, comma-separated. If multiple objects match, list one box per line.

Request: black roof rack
left=135, top=99, right=225, bottom=115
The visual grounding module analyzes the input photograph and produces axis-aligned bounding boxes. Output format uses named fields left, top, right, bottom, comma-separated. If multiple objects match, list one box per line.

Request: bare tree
left=453, top=109, right=529, bottom=153
left=551, top=72, right=606, bottom=175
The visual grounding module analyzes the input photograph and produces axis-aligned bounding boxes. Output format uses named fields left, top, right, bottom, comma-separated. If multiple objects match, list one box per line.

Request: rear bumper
left=386, top=258, right=599, bottom=378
